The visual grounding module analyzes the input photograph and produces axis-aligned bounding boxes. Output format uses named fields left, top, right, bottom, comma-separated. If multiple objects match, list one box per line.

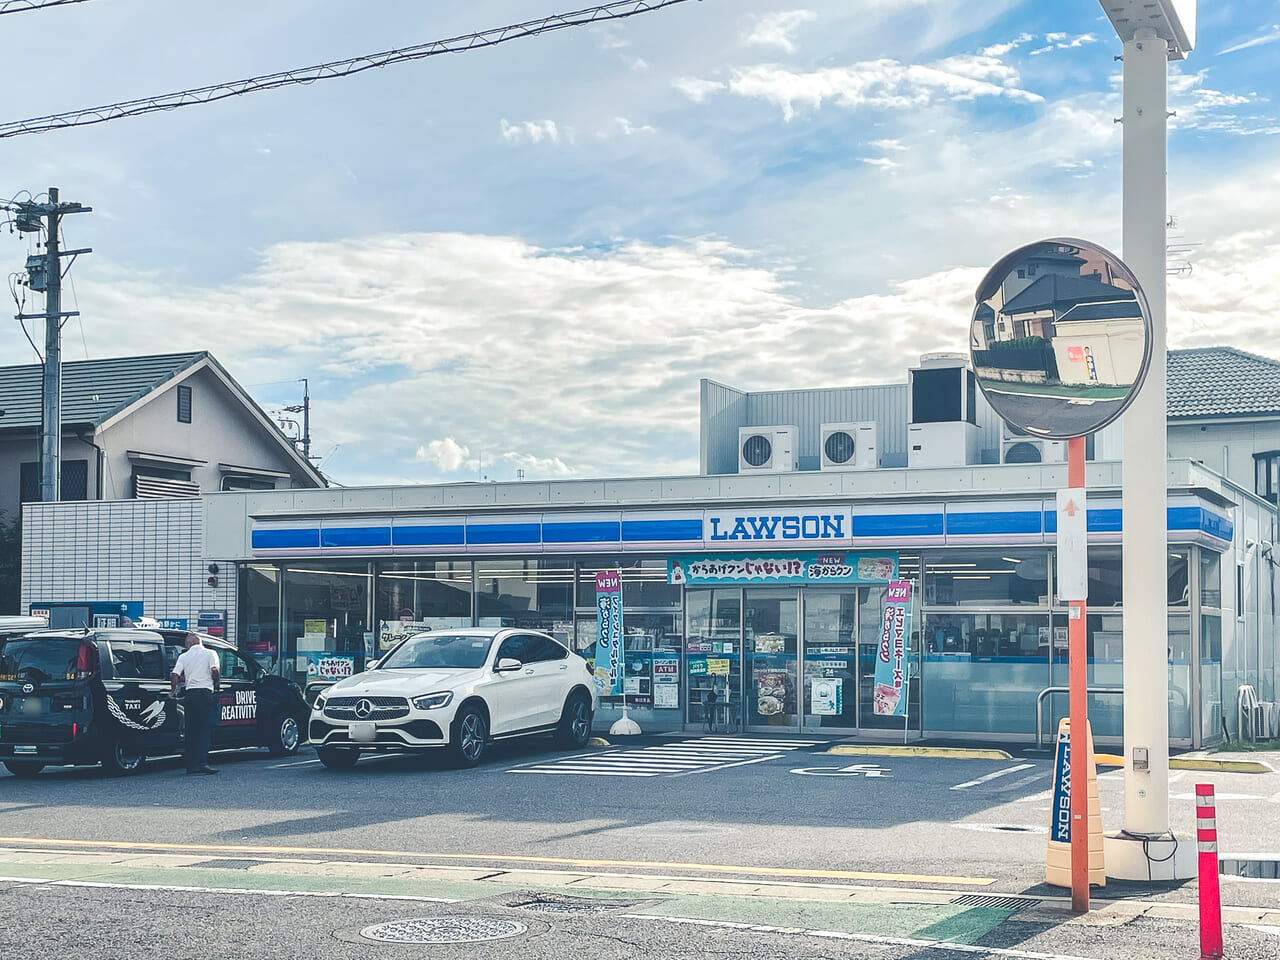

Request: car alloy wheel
left=269, top=713, right=300, bottom=756
left=102, top=739, right=144, bottom=776
left=556, top=692, right=592, bottom=748
left=452, top=706, right=487, bottom=768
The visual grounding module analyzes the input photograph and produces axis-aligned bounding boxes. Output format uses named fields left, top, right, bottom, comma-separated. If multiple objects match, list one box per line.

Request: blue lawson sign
left=1051, top=719, right=1073, bottom=843
left=669, top=554, right=897, bottom=586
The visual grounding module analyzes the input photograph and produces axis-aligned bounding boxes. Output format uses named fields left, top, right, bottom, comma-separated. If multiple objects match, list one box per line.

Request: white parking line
left=951, top=763, right=1035, bottom=790
left=267, top=759, right=322, bottom=769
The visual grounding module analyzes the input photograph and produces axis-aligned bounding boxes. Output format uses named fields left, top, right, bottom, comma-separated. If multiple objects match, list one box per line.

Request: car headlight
left=313, top=696, right=327, bottom=712
left=412, top=691, right=453, bottom=710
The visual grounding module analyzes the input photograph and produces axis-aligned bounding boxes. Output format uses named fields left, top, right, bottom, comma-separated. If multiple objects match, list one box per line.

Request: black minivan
left=0, top=628, right=309, bottom=777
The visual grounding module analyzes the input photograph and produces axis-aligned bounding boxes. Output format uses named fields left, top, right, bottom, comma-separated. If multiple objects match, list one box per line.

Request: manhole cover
left=191, top=859, right=262, bottom=870
left=360, top=917, right=527, bottom=944
left=511, top=894, right=631, bottom=915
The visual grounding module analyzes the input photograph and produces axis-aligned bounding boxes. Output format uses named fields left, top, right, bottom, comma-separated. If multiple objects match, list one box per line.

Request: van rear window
left=0, top=639, right=82, bottom=683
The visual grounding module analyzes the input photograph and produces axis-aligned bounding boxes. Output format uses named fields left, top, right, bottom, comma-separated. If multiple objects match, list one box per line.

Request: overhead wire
left=0, top=0, right=95, bottom=16
left=0, top=0, right=697, bottom=139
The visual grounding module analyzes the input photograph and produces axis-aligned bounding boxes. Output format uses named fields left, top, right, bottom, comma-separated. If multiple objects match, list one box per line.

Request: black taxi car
left=0, top=628, right=308, bottom=777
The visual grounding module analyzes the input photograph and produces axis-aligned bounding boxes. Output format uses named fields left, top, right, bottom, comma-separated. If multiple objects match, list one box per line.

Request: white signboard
left=1056, top=488, right=1088, bottom=602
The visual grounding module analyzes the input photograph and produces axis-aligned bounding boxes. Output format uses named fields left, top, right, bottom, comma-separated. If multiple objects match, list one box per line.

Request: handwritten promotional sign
left=594, top=571, right=622, bottom=697
left=307, top=654, right=356, bottom=681
left=872, top=580, right=913, bottom=717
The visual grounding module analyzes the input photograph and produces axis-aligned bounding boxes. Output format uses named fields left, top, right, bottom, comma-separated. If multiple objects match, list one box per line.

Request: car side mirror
left=495, top=658, right=522, bottom=673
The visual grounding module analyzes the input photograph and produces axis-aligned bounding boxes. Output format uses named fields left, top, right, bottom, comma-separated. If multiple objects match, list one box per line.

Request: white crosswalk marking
left=509, top=736, right=827, bottom=777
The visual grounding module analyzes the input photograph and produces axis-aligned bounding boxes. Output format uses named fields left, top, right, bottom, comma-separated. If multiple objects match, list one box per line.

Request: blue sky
left=0, top=1, right=1277, bottom=486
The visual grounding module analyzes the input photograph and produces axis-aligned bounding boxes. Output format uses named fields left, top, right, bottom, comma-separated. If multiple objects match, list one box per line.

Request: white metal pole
left=1120, top=26, right=1170, bottom=841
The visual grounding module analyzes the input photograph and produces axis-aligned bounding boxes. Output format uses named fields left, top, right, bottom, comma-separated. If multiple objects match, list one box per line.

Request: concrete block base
left=1103, top=832, right=1197, bottom=882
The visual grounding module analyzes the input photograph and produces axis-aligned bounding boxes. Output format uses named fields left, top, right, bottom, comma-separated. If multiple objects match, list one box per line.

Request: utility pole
left=12, top=187, right=91, bottom=502
left=282, top=378, right=312, bottom=460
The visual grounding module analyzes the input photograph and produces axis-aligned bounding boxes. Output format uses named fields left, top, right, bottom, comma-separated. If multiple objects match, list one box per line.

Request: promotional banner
left=669, top=553, right=897, bottom=586
left=872, top=580, right=913, bottom=716
left=594, top=570, right=623, bottom=697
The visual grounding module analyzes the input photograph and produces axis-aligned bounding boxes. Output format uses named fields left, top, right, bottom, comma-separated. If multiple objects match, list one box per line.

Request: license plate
left=14, top=745, right=37, bottom=755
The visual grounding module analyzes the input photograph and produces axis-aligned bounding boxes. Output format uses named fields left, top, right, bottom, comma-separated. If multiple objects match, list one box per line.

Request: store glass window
left=577, top=558, right=682, bottom=726
left=1200, top=613, right=1223, bottom=744
left=1199, top=550, right=1222, bottom=609
left=475, top=559, right=573, bottom=642
left=744, top=588, right=799, bottom=728
left=282, top=562, right=372, bottom=684
left=238, top=563, right=281, bottom=671
left=923, top=549, right=1048, bottom=606
left=685, top=589, right=741, bottom=728
left=1168, top=551, right=1190, bottom=606
left=375, top=560, right=473, bottom=629
left=921, top=612, right=1050, bottom=735
left=1169, top=612, right=1192, bottom=740
left=802, top=588, right=859, bottom=729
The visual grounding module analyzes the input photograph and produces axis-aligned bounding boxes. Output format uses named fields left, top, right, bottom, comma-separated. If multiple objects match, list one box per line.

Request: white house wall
left=97, top=366, right=308, bottom=495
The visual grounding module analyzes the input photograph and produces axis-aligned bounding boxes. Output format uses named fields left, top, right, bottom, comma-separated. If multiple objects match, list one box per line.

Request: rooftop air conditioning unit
left=820, top=421, right=878, bottom=471
left=1001, top=423, right=1066, bottom=464
left=738, top=425, right=797, bottom=473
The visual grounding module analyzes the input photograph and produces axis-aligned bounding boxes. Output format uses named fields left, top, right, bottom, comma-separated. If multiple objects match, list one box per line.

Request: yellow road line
left=0, top=836, right=994, bottom=886
left=828, top=745, right=1013, bottom=761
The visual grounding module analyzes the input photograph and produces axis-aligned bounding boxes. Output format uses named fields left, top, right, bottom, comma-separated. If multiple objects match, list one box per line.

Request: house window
left=132, top=464, right=199, bottom=499
left=177, top=384, right=193, bottom=423
left=20, top=460, right=89, bottom=502
left=221, top=475, right=276, bottom=491
left=1254, top=451, right=1280, bottom=504
left=19, top=462, right=40, bottom=503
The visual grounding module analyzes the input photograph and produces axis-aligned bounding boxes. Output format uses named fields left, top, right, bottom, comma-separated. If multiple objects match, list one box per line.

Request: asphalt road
left=1, top=733, right=1276, bottom=902
left=1, top=733, right=1278, bottom=960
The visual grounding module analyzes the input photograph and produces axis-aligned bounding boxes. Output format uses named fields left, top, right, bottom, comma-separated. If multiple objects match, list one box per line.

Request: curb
left=827, top=745, right=1012, bottom=760
left=1169, top=757, right=1272, bottom=773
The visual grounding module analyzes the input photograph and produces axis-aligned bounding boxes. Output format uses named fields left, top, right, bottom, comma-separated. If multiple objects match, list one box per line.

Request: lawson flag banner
left=872, top=580, right=913, bottom=716
left=594, top=570, right=623, bottom=697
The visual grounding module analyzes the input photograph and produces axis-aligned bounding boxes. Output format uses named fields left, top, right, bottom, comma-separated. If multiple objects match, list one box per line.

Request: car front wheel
left=449, top=705, right=488, bottom=768
left=3, top=760, right=44, bottom=778
left=555, top=692, right=593, bottom=749
left=267, top=712, right=301, bottom=757
left=317, top=746, right=359, bottom=769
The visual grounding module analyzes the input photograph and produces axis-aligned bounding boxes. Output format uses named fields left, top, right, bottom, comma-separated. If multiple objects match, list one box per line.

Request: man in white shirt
left=170, top=632, right=221, bottom=775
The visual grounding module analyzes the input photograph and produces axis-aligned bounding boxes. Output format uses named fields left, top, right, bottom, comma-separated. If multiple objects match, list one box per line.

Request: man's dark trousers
left=184, top=688, right=215, bottom=772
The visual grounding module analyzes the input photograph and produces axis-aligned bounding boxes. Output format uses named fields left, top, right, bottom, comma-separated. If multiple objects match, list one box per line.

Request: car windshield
left=0, top=639, right=81, bottom=684
left=378, top=634, right=492, bottom=670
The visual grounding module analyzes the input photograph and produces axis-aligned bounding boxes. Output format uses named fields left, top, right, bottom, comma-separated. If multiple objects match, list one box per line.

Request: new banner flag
left=872, top=580, right=913, bottom=716
left=594, top=570, right=623, bottom=697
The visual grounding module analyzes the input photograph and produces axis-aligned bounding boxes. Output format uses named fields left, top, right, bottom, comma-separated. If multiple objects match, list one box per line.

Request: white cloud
left=503, top=452, right=574, bottom=478
left=614, top=117, right=656, bottom=137
left=500, top=119, right=562, bottom=144
left=1219, top=25, right=1280, bottom=56
left=672, top=76, right=726, bottom=103
left=1029, top=33, right=1096, bottom=55
left=861, top=156, right=897, bottom=169
left=721, top=55, right=1042, bottom=121
left=745, top=10, right=818, bottom=54
left=981, top=33, right=1034, bottom=57
left=416, top=437, right=472, bottom=472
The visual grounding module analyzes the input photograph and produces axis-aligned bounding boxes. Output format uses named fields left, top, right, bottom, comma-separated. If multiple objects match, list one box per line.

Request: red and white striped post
left=1196, top=783, right=1223, bottom=960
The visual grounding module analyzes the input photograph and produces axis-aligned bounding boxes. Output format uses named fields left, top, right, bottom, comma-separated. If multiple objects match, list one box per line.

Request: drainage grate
left=951, top=894, right=1042, bottom=910
left=510, top=893, right=635, bottom=915
left=360, top=917, right=527, bottom=944
left=1220, top=859, right=1279, bottom=879
left=191, top=859, right=262, bottom=870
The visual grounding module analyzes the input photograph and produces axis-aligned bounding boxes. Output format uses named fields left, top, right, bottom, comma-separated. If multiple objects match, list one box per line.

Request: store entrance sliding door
left=744, top=588, right=800, bottom=732
left=800, top=587, right=860, bottom=733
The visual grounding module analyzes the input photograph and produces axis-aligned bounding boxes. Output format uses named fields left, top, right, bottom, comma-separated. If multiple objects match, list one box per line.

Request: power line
left=0, top=0, right=96, bottom=15
left=0, top=0, right=696, bottom=139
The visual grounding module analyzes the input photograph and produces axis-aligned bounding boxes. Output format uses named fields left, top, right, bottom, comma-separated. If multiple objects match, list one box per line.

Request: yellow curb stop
left=827, top=745, right=1012, bottom=760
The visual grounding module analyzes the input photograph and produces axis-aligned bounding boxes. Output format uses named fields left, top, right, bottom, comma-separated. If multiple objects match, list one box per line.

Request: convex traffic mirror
left=969, top=238, right=1153, bottom=440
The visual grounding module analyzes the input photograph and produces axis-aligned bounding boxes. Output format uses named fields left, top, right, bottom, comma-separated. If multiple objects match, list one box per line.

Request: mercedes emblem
left=354, top=698, right=374, bottom=720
